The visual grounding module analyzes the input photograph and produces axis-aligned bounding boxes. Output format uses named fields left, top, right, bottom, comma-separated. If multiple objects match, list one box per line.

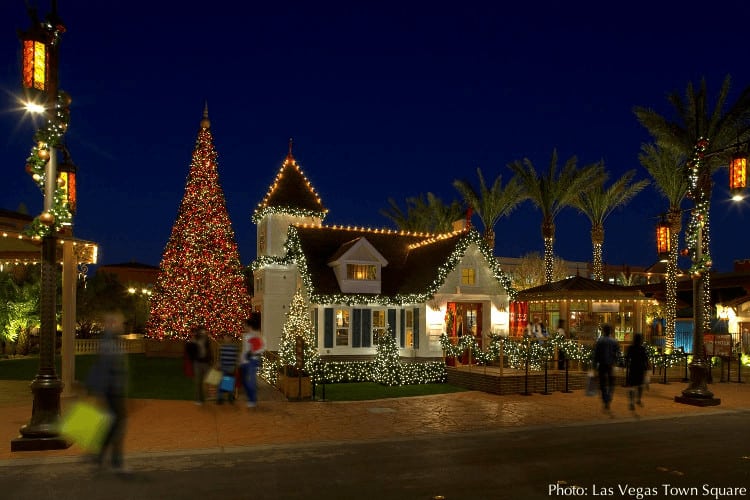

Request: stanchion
left=738, top=354, right=744, bottom=383
left=562, top=358, right=572, bottom=393
left=726, top=354, right=731, bottom=383
left=521, top=339, right=532, bottom=396
left=661, top=353, right=668, bottom=384
left=682, top=353, right=689, bottom=382
left=541, top=358, right=551, bottom=395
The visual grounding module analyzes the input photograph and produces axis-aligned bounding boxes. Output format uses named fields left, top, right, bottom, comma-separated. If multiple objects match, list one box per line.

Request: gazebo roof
left=516, top=275, right=648, bottom=302
left=1, top=229, right=98, bottom=265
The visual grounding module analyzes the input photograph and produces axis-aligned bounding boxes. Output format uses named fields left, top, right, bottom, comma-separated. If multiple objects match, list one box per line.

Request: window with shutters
left=336, top=308, right=349, bottom=346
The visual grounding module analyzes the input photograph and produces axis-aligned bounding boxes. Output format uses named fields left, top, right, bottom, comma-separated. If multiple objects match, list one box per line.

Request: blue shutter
left=362, top=310, right=372, bottom=348
left=388, top=309, right=397, bottom=340
left=413, top=307, right=420, bottom=349
left=400, top=309, right=406, bottom=348
left=352, top=309, right=362, bottom=348
left=324, top=308, right=333, bottom=348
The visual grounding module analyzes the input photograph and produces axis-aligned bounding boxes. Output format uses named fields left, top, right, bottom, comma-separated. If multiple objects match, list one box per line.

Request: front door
left=449, top=302, right=483, bottom=364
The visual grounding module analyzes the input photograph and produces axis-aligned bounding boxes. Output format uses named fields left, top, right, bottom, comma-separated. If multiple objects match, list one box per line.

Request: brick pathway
left=2, top=378, right=749, bottom=464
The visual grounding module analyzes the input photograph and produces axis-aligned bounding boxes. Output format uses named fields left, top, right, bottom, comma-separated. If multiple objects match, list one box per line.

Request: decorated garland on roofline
left=251, top=206, right=327, bottom=224
left=24, top=90, right=73, bottom=237
left=256, top=225, right=518, bottom=306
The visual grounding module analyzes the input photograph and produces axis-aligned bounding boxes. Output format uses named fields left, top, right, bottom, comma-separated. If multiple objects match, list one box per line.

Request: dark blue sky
left=2, top=1, right=750, bottom=273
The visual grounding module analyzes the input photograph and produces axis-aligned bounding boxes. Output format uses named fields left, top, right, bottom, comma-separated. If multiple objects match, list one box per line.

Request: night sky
left=2, top=1, right=750, bottom=274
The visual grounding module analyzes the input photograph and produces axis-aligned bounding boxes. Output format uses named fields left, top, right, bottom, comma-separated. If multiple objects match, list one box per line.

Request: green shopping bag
left=59, top=400, right=113, bottom=452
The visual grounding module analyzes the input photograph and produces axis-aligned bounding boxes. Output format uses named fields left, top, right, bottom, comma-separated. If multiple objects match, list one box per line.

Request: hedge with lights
left=25, top=90, right=73, bottom=236
left=439, top=333, right=692, bottom=371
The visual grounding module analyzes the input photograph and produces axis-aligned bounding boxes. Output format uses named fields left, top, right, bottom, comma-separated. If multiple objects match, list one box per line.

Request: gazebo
left=1, top=209, right=98, bottom=396
left=511, top=275, right=656, bottom=344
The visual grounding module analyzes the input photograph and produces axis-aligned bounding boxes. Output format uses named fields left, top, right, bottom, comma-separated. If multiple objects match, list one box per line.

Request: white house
left=251, top=148, right=517, bottom=359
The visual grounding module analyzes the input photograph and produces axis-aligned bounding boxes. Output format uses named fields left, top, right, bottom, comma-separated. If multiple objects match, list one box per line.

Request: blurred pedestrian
left=187, top=326, right=212, bottom=405
left=87, top=312, right=130, bottom=474
left=217, top=334, right=239, bottom=404
left=240, top=314, right=265, bottom=408
left=626, top=333, right=649, bottom=411
left=593, top=323, right=620, bottom=411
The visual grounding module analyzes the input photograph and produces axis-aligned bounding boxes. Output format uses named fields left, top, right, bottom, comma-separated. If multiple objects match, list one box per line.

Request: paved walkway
left=2, top=378, right=750, bottom=465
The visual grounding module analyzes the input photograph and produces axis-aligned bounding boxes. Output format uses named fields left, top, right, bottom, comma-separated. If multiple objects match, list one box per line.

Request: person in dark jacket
left=187, top=326, right=212, bottom=405
left=593, top=323, right=620, bottom=411
left=626, top=333, right=649, bottom=411
left=88, top=312, right=130, bottom=473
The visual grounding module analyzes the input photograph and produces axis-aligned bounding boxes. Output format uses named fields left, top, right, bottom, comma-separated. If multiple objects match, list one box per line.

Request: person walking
left=240, top=314, right=265, bottom=408
left=87, top=312, right=130, bottom=474
left=593, top=323, right=620, bottom=411
left=625, top=333, right=649, bottom=411
left=556, top=319, right=567, bottom=370
left=216, top=334, right=239, bottom=404
left=187, top=326, right=212, bottom=405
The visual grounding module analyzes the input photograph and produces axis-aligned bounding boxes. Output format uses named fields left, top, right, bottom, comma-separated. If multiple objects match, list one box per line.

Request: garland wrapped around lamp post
left=24, top=90, right=73, bottom=237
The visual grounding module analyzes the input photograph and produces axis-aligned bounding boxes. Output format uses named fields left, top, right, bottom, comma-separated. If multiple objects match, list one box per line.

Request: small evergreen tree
left=279, top=289, right=319, bottom=375
left=373, top=326, right=402, bottom=386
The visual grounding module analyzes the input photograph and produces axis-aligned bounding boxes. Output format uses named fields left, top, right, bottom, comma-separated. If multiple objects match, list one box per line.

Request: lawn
left=0, top=354, right=467, bottom=401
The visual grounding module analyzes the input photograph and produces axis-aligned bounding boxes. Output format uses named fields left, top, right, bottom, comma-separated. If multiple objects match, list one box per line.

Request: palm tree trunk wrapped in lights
left=573, top=169, right=649, bottom=282
left=509, top=150, right=603, bottom=284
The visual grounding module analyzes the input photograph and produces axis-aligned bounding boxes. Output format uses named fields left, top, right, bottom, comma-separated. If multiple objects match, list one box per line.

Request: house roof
left=516, top=275, right=648, bottom=301
left=253, top=150, right=326, bottom=219
left=292, top=225, right=474, bottom=298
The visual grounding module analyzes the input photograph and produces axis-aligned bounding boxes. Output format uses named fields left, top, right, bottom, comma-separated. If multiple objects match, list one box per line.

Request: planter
left=278, top=374, right=312, bottom=400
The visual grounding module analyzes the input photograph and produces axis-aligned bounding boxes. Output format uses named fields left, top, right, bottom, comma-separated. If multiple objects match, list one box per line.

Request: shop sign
left=704, top=334, right=732, bottom=357
left=592, top=302, right=619, bottom=313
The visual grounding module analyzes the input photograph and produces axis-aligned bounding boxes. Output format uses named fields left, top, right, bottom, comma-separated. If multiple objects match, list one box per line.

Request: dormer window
left=347, top=264, right=377, bottom=281
left=328, top=237, right=388, bottom=294
left=461, top=267, right=476, bottom=286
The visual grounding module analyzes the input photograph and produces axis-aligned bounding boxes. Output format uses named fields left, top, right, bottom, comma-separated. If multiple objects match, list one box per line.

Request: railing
left=74, top=338, right=146, bottom=354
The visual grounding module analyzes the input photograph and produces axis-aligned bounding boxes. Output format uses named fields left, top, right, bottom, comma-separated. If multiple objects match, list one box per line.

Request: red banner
left=509, top=301, right=528, bottom=337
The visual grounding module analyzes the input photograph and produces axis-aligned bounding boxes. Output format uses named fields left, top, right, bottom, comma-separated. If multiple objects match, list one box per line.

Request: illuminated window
left=336, top=308, right=350, bottom=346
left=347, top=264, right=377, bottom=280
left=373, top=310, right=386, bottom=343
left=461, top=268, right=476, bottom=285
left=405, top=310, right=414, bottom=347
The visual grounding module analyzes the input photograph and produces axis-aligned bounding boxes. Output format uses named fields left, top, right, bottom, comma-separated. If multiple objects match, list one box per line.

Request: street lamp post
left=128, top=287, right=153, bottom=333
left=11, top=2, right=70, bottom=451
left=674, top=137, right=747, bottom=407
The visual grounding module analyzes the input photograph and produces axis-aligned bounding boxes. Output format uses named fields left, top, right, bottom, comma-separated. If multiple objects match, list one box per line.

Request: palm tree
left=380, top=192, right=464, bottom=233
left=572, top=168, right=650, bottom=281
left=453, top=167, right=526, bottom=251
left=508, top=150, right=603, bottom=284
left=639, top=143, right=690, bottom=352
left=634, top=75, right=750, bottom=332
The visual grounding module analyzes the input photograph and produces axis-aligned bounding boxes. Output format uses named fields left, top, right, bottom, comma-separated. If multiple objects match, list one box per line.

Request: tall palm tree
left=634, top=75, right=750, bottom=332
left=380, top=192, right=464, bottom=233
left=453, top=167, right=526, bottom=251
left=572, top=168, right=650, bottom=281
left=508, top=150, right=603, bottom=284
left=639, top=143, right=690, bottom=352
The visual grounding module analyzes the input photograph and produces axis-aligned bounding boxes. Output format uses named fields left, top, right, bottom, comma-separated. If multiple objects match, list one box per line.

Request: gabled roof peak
left=252, top=143, right=327, bottom=223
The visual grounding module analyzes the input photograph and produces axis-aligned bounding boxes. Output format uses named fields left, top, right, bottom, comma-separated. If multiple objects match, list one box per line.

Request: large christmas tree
left=145, top=106, right=251, bottom=340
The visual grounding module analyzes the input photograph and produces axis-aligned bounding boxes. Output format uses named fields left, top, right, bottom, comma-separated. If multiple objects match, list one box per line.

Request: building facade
left=251, top=150, right=516, bottom=358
